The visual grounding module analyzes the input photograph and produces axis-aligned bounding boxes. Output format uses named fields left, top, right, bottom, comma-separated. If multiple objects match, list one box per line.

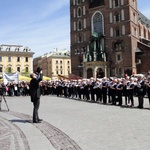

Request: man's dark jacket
left=29, top=74, right=43, bottom=102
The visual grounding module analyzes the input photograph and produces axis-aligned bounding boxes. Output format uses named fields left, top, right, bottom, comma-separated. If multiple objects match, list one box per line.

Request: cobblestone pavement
left=0, top=95, right=150, bottom=150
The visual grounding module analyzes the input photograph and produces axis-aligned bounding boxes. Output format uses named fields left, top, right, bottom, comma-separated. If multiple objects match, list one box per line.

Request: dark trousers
left=33, top=98, right=40, bottom=121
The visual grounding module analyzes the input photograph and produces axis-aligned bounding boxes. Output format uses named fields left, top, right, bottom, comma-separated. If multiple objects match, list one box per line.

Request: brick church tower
left=70, top=0, right=150, bottom=78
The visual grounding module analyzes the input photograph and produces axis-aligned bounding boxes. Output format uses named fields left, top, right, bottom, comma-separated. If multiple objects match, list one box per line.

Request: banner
left=3, top=72, right=19, bottom=84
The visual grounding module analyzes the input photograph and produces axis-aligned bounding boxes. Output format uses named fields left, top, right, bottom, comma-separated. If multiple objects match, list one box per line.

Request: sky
left=0, top=0, right=149, bottom=58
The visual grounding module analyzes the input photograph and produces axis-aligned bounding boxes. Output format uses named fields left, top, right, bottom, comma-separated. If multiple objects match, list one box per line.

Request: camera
left=36, top=66, right=42, bottom=74
left=0, top=87, right=5, bottom=95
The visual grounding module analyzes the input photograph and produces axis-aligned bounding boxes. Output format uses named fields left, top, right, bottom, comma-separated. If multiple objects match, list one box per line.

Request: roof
left=138, top=11, right=150, bottom=28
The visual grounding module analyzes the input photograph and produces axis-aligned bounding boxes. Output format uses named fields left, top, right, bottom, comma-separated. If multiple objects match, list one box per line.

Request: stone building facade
left=33, top=50, right=71, bottom=79
left=0, top=44, right=34, bottom=78
left=70, top=0, right=150, bottom=78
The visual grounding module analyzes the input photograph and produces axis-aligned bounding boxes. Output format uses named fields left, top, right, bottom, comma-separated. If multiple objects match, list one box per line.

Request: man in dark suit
left=30, top=67, right=43, bottom=123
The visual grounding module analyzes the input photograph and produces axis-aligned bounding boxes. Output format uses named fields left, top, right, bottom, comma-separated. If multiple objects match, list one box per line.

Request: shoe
left=33, top=120, right=41, bottom=123
left=38, top=119, right=43, bottom=122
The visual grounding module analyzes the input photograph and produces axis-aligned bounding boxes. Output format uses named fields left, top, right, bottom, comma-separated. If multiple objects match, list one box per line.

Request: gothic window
left=73, top=0, right=75, bottom=5
left=115, top=11, right=120, bottom=22
left=73, top=9, right=76, bottom=18
left=84, top=18, right=86, bottom=28
left=77, top=7, right=82, bottom=17
left=74, top=22, right=76, bottom=31
left=121, top=0, right=124, bottom=5
left=115, top=27, right=120, bottom=36
left=78, top=35, right=82, bottom=43
left=109, top=0, right=112, bottom=8
left=121, top=9, right=124, bottom=20
left=109, top=12, right=113, bottom=23
left=114, top=0, right=119, bottom=7
left=78, top=20, right=82, bottom=30
left=77, top=0, right=81, bottom=5
left=83, top=6, right=85, bottom=15
left=92, top=12, right=104, bottom=35
left=122, top=25, right=125, bottom=35
left=110, top=27, right=113, bottom=37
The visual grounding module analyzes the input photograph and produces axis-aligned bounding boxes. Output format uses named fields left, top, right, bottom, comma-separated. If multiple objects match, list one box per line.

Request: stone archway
left=87, top=68, right=93, bottom=78
left=96, top=68, right=104, bottom=78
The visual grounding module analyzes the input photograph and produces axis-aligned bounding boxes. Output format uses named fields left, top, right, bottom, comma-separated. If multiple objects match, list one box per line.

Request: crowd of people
left=0, top=73, right=150, bottom=109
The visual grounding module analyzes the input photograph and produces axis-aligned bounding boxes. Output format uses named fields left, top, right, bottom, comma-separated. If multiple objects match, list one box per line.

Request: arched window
left=109, top=12, right=113, bottom=23
left=77, top=0, right=81, bottom=5
left=78, top=20, right=82, bottom=30
left=115, top=11, right=120, bottom=22
left=115, top=26, right=120, bottom=36
left=110, top=27, right=113, bottom=37
left=121, top=9, right=124, bottom=20
left=122, top=25, right=125, bottom=35
left=77, top=7, right=82, bottom=17
left=121, top=0, right=124, bottom=5
left=114, top=0, right=119, bottom=7
left=92, top=12, right=104, bottom=35
left=109, top=0, right=112, bottom=8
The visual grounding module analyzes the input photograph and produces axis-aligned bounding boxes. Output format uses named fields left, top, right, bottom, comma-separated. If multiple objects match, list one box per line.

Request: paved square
left=0, top=95, right=150, bottom=150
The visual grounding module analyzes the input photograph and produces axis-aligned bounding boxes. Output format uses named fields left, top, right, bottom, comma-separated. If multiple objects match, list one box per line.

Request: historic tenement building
left=0, top=44, right=34, bottom=78
left=70, top=0, right=150, bottom=78
left=33, top=50, right=71, bottom=79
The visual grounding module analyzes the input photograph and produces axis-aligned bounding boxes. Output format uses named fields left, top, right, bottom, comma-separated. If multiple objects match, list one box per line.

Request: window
left=109, top=12, right=113, bottom=23
left=8, top=67, right=11, bottom=73
left=68, top=61, right=70, bottom=64
left=17, top=67, right=20, bottom=72
left=77, top=0, right=81, bottom=4
left=121, top=0, right=124, bottom=5
left=17, top=57, right=20, bottom=62
left=78, top=35, right=82, bottom=43
left=60, top=66, right=62, bottom=69
left=56, top=66, right=58, bottom=69
left=0, top=66, right=2, bottom=72
left=84, top=18, right=86, bottom=28
left=56, top=71, right=59, bottom=74
left=109, top=0, right=112, bottom=8
left=74, top=22, right=76, bottom=31
left=114, top=0, right=119, bottom=7
left=25, top=67, right=28, bottom=72
left=60, top=60, right=62, bottom=64
left=115, top=27, right=120, bottom=36
left=60, top=71, right=63, bottom=74
left=121, top=9, right=124, bottom=20
left=115, top=11, right=120, bottom=22
left=116, top=54, right=121, bottom=61
left=8, top=56, right=11, bottom=62
left=93, top=12, right=104, bottom=35
left=122, top=25, right=125, bottom=35
left=110, top=27, right=113, bottom=37
left=25, top=57, right=28, bottom=62
left=0, top=56, right=2, bottom=62
left=68, top=66, right=70, bottom=69
left=56, top=60, right=58, bottom=64
left=77, top=7, right=82, bottom=17
left=78, top=20, right=82, bottom=30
